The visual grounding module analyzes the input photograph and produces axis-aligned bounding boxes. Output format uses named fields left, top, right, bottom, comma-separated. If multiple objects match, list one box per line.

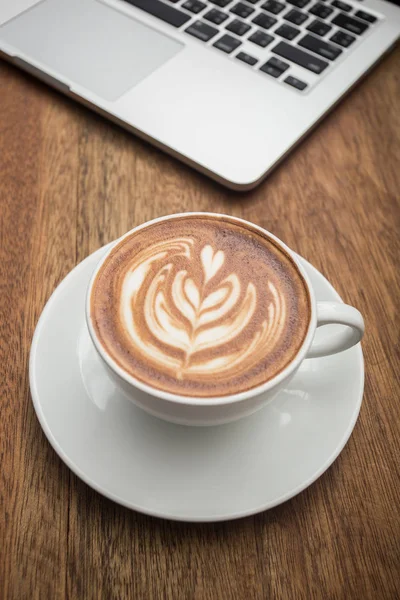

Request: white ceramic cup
left=86, top=213, right=364, bottom=426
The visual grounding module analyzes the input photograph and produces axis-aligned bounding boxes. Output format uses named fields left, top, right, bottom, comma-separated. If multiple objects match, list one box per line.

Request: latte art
left=120, top=240, right=285, bottom=380
left=90, top=216, right=311, bottom=397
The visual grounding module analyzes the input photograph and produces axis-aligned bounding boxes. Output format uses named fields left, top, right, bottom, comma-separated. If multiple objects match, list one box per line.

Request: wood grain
left=1, top=46, right=399, bottom=600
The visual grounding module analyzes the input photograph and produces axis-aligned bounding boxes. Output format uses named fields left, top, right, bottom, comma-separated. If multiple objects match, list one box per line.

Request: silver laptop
left=1, top=0, right=399, bottom=189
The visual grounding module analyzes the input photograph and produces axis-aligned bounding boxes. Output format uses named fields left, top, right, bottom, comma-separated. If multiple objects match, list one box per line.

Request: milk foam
left=119, top=239, right=286, bottom=380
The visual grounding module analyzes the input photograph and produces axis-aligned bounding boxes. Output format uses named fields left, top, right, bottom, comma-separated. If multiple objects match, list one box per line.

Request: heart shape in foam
left=201, top=245, right=224, bottom=284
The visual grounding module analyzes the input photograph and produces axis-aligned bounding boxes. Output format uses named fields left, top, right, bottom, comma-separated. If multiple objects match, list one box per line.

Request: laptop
left=1, top=0, right=399, bottom=189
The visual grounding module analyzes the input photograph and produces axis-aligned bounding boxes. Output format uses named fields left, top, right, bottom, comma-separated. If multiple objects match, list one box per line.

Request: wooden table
left=1, top=47, right=399, bottom=599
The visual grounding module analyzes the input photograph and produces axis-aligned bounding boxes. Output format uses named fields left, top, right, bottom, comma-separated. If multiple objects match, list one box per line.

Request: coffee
left=90, top=215, right=311, bottom=397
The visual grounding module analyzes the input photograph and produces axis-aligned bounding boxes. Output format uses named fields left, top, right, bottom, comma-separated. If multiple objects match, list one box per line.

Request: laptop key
left=267, top=57, right=290, bottom=72
left=355, top=10, right=377, bottom=24
left=307, top=19, right=332, bottom=36
left=275, top=24, right=300, bottom=40
left=249, top=30, right=275, bottom=46
left=298, top=34, right=342, bottom=60
left=331, top=13, right=368, bottom=35
left=182, top=0, right=207, bottom=13
left=204, top=8, right=229, bottom=24
left=261, top=1, right=286, bottom=15
left=230, top=2, right=255, bottom=18
left=284, top=9, right=308, bottom=25
left=226, top=19, right=251, bottom=35
left=330, top=29, right=355, bottom=47
left=122, top=0, right=191, bottom=27
left=260, top=64, right=282, bottom=78
left=331, top=0, right=352, bottom=12
left=272, top=41, right=329, bottom=73
left=209, top=0, right=232, bottom=7
left=309, top=3, right=334, bottom=19
left=286, top=0, right=311, bottom=9
left=285, top=75, right=308, bottom=90
left=185, top=20, right=219, bottom=41
left=252, top=13, right=277, bottom=29
left=213, top=34, right=242, bottom=53
left=236, top=51, right=258, bottom=65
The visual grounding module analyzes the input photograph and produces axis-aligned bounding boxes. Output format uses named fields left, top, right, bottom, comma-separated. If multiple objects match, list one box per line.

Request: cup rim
left=85, top=212, right=317, bottom=406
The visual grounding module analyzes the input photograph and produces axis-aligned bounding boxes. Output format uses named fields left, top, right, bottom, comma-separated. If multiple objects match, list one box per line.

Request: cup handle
left=306, top=302, right=365, bottom=359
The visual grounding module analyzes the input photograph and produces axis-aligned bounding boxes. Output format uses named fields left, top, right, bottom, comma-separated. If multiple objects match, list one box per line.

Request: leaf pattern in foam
left=145, top=265, right=190, bottom=351
left=184, top=278, right=200, bottom=311
left=193, top=283, right=256, bottom=352
left=120, top=240, right=286, bottom=379
left=197, top=275, right=240, bottom=327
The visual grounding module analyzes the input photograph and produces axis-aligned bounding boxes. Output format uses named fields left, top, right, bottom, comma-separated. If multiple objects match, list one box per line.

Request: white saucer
left=30, top=245, right=364, bottom=522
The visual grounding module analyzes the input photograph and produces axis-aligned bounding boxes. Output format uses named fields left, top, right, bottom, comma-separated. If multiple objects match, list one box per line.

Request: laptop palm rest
left=0, top=0, right=183, bottom=101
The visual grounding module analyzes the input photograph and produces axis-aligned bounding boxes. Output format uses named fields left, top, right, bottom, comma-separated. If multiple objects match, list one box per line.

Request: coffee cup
left=86, top=213, right=364, bottom=426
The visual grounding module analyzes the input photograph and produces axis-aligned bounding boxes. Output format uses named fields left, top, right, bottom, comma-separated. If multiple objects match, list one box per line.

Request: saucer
left=30, top=246, right=364, bottom=522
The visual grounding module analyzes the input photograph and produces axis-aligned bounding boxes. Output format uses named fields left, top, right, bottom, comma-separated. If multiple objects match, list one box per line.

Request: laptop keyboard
left=122, top=0, right=381, bottom=92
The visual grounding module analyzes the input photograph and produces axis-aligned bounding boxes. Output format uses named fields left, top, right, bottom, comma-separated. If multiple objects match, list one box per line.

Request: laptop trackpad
left=0, top=0, right=183, bottom=101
